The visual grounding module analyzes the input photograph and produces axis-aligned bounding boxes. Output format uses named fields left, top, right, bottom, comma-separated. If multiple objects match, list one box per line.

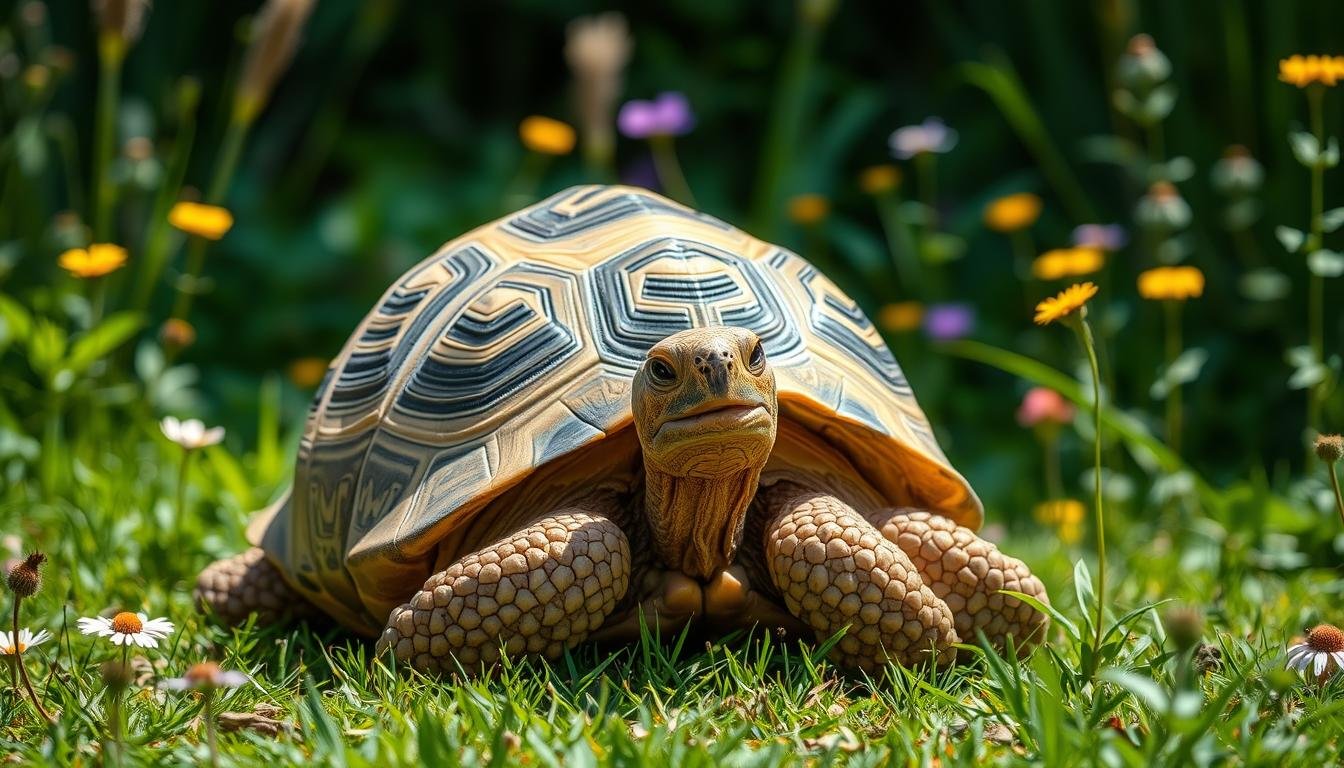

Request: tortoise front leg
left=375, top=497, right=632, bottom=674
left=760, top=482, right=957, bottom=670
left=865, top=508, right=1049, bottom=656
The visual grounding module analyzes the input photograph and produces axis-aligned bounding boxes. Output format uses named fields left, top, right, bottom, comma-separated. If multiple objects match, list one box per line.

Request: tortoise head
left=632, top=326, right=778, bottom=579
left=632, top=326, right=778, bottom=478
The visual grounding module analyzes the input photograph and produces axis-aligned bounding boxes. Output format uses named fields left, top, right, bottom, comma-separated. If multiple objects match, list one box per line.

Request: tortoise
left=196, top=185, right=1049, bottom=672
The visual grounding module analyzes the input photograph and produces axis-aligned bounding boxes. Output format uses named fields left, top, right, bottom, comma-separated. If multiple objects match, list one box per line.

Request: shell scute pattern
left=250, top=185, right=980, bottom=633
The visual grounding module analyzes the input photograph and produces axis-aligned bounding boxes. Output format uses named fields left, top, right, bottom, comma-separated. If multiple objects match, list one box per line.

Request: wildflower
left=1032, top=500, right=1084, bottom=544
left=160, top=416, right=225, bottom=450
left=1137, top=266, right=1205, bottom=301
left=518, top=116, right=577, bottom=156
left=1116, top=34, right=1171, bottom=90
left=92, top=0, right=149, bottom=50
left=1278, top=54, right=1344, bottom=88
left=1135, top=181, right=1191, bottom=230
left=169, top=201, right=234, bottom=240
left=1034, top=282, right=1098, bottom=326
left=858, top=165, right=902, bottom=195
left=565, top=13, right=632, bottom=166
left=6, top=552, right=45, bottom=598
left=1211, top=145, right=1264, bottom=195
left=159, top=318, right=197, bottom=351
left=58, top=243, right=127, bottom=278
left=923, top=303, right=975, bottom=341
left=1016, top=388, right=1074, bottom=428
left=618, top=92, right=695, bottom=139
left=0, top=628, right=51, bottom=655
left=78, top=611, right=175, bottom=648
left=787, top=194, right=829, bottom=225
left=1072, top=223, right=1127, bottom=252
left=1286, top=624, right=1344, bottom=680
left=1032, top=247, right=1104, bottom=280
left=983, top=193, right=1042, bottom=233
left=236, top=0, right=316, bottom=122
left=889, top=117, right=957, bottom=159
left=878, top=302, right=923, bottom=333
left=288, top=357, right=328, bottom=389
left=160, top=661, right=249, bottom=691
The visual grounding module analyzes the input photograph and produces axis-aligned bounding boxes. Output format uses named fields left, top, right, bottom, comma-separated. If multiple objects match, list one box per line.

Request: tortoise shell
left=249, top=185, right=981, bottom=633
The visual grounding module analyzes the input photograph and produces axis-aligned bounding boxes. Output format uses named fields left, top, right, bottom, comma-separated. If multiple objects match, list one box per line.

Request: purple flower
left=889, top=118, right=958, bottom=159
left=923, top=303, right=975, bottom=341
left=618, top=92, right=695, bottom=139
left=1071, top=223, right=1128, bottom=252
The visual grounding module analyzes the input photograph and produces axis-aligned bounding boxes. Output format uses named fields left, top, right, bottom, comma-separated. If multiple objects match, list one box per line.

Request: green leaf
left=1102, top=670, right=1170, bottom=714
left=1321, top=207, right=1344, bottom=232
left=62, top=312, right=145, bottom=376
left=1308, top=249, right=1344, bottom=278
left=1326, top=137, right=1341, bottom=168
left=1275, top=225, right=1305, bottom=253
left=0, top=293, right=32, bottom=345
left=940, top=340, right=1218, bottom=506
left=1290, top=131, right=1320, bottom=166
left=27, top=319, right=67, bottom=378
left=1151, top=348, right=1209, bottom=398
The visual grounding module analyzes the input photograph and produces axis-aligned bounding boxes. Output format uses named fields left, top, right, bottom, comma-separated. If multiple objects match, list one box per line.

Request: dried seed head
left=1162, top=604, right=1205, bottom=651
left=1307, top=624, right=1344, bottom=654
left=6, top=552, right=45, bottom=598
left=1194, top=642, right=1222, bottom=674
left=1315, top=434, right=1344, bottom=464
left=236, top=0, right=316, bottom=123
left=91, top=0, right=149, bottom=48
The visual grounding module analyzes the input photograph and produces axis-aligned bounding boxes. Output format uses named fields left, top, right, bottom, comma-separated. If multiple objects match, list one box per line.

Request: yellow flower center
left=110, top=612, right=143, bottom=635
left=519, top=116, right=576, bottom=156
left=1307, top=624, right=1344, bottom=653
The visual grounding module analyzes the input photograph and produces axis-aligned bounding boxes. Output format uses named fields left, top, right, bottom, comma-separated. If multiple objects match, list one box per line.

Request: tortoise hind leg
left=865, top=508, right=1049, bottom=656
left=375, top=497, right=633, bottom=674
left=195, top=547, right=316, bottom=625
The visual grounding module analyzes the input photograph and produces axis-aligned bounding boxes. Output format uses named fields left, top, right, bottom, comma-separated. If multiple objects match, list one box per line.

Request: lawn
left=4, top=0, right=1344, bottom=765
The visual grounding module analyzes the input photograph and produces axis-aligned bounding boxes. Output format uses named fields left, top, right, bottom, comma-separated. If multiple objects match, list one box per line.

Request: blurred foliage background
left=4, top=0, right=1343, bottom=525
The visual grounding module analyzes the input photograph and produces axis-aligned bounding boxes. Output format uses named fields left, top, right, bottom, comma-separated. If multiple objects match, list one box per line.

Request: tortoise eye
left=747, top=342, right=766, bottom=373
left=649, top=358, right=676, bottom=384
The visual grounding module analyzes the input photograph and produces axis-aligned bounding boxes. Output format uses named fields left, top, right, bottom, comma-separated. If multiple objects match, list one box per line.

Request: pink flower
left=1016, top=387, right=1075, bottom=427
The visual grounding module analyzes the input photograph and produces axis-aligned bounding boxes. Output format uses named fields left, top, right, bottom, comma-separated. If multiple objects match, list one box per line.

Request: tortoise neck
left=642, top=463, right=761, bottom=581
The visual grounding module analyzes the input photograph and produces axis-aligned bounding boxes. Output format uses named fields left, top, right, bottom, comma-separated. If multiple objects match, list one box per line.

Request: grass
left=3, top=414, right=1344, bottom=766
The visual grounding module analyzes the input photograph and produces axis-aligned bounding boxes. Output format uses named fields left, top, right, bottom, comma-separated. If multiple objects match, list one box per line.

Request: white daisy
left=78, top=611, right=175, bottom=648
left=160, top=416, right=225, bottom=450
left=1286, top=624, right=1344, bottom=680
left=160, top=661, right=249, bottom=691
left=0, top=627, right=52, bottom=655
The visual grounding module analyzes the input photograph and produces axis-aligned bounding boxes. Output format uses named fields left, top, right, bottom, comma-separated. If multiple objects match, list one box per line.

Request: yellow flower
left=1034, top=282, right=1098, bottom=326
left=983, top=193, right=1042, bottom=233
left=858, top=164, right=902, bottom=195
left=1279, top=54, right=1344, bottom=88
left=1137, top=266, right=1204, bottom=301
left=287, top=357, right=329, bottom=389
left=58, top=244, right=127, bottom=278
left=1034, top=499, right=1085, bottom=544
left=519, top=116, right=576, bottom=155
left=169, top=202, right=234, bottom=240
left=787, top=194, right=830, bottom=225
left=1031, top=247, right=1104, bottom=280
left=878, top=301, right=923, bottom=333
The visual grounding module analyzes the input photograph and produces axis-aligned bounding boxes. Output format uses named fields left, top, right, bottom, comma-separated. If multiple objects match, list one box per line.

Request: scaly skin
left=195, top=547, right=316, bottom=625
left=867, top=508, right=1050, bottom=656
left=761, top=483, right=958, bottom=670
left=374, top=507, right=630, bottom=673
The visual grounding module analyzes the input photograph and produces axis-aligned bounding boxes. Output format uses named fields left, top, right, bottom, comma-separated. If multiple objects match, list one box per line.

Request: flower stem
left=12, top=597, right=54, bottom=723
left=204, top=688, right=220, bottom=768
left=1163, top=300, right=1183, bottom=457
left=1307, top=85, right=1326, bottom=443
left=648, top=136, right=696, bottom=207
left=874, top=193, right=921, bottom=295
left=175, top=449, right=192, bottom=558
left=915, top=152, right=938, bottom=231
left=1328, top=463, right=1344, bottom=531
left=92, top=35, right=125, bottom=242
left=1073, top=315, right=1106, bottom=678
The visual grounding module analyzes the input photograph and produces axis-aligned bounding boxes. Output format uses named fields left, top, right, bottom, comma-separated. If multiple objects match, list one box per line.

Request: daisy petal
left=1316, top=653, right=1328, bottom=677
left=159, top=678, right=191, bottom=691
left=216, top=671, right=249, bottom=687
